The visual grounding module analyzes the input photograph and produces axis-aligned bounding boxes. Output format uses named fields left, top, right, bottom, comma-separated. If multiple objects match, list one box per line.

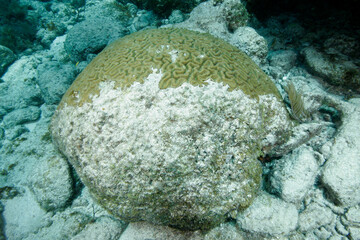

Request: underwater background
left=0, top=0, right=360, bottom=239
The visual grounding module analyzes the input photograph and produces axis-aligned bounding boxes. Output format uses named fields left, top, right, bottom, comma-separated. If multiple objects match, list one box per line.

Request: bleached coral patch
left=51, top=72, right=291, bottom=230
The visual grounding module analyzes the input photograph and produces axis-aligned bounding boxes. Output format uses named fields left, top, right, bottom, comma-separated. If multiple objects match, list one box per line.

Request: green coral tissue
left=50, top=28, right=292, bottom=230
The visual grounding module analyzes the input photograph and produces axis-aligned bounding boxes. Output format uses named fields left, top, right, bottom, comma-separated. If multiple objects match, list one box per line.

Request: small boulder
left=28, top=153, right=73, bottom=211
left=229, top=27, right=268, bottom=65
left=4, top=125, right=29, bottom=140
left=71, top=216, right=125, bottom=240
left=0, top=45, right=16, bottom=76
left=119, top=222, right=202, bottom=240
left=168, top=10, right=185, bottom=24
left=268, top=50, right=297, bottom=72
left=345, top=205, right=360, bottom=240
left=36, top=62, right=76, bottom=105
left=126, top=0, right=205, bottom=17
left=2, top=106, right=41, bottom=129
left=237, top=192, right=298, bottom=236
left=65, top=17, right=127, bottom=62
left=173, top=1, right=229, bottom=39
left=130, top=11, right=158, bottom=33
left=321, top=99, right=360, bottom=207
left=221, top=0, right=249, bottom=32
left=298, top=202, right=334, bottom=232
left=302, top=47, right=360, bottom=92
left=3, top=190, right=49, bottom=240
left=204, top=223, right=244, bottom=240
left=270, top=146, right=319, bottom=203
left=0, top=56, right=43, bottom=113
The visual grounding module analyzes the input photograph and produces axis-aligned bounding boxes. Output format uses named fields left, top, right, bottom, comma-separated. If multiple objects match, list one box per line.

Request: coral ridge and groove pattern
left=59, top=28, right=281, bottom=108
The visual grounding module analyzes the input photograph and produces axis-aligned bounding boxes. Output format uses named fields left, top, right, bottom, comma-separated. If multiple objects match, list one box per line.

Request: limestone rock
left=23, top=211, right=91, bottom=240
left=0, top=45, right=16, bottom=76
left=126, top=0, right=205, bottom=17
left=71, top=216, right=125, bottom=240
left=0, top=79, right=42, bottom=116
left=1, top=55, right=40, bottom=86
left=64, top=17, right=127, bottom=62
left=28, top=153, right=73, bottom=211
left=119, top=222, right=202, bottom=240
left=36, top=61, right=76, bottom=105
left=36, top=21, right=66, bottom=48
left=237, top=192, right=298, bottom=236
left=46, top=35, right=69, bottom=63
left=323, top=34, right=360, bottom=58
left=267, top=122, right=324, bottom=158
left=3, top=190, right=50, bottom=240
left=270, top=146, right=319, bottom=203
left=221, top=0, right=249, bottom=32
left=0, top=56, right=43, bottom=114
left=129, top=11, right=158, bottom=33
left=268, top=50, right=297, bottom=72
left=321, top=99, right=360, bottom=207
left=168, top=10, right=185, bottom=24
left=4, top=125, right=29, bottom=140
left=343, top=205, right=360, bottom=240
left=345, top=205, right=360, bottom=227
left=229, top=27, right=268, bottom=65
left=298, top=202, right=334, bottom=232
left=173, top=1, right=229, bottom=39
left=173, top=0, right=250, bottom=40
left=204, top=223, right=245, bottom=240
left=302, top=47, right=360, bottom=92
left=2, top=106, right=41, bottom=129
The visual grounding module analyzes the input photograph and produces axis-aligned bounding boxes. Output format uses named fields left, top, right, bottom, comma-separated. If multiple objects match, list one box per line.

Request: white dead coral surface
left=51, top=69, right=291, bottom=229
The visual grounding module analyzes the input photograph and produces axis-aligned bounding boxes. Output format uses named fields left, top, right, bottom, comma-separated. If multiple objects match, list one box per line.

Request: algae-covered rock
left=302, top=47, right=360, bottom=92
left=120, top=0, right=206, bottom=17
left=51, top=28, right=292, bottom=230
left=0, top=45, right=16, bottom=76
left=36, top=61, right=76, bottom=105
left=222, top=0, right=249, bottom=32
left=2, top=106, right=41, bottom=129
left=64, top=17, right=127, bottom=62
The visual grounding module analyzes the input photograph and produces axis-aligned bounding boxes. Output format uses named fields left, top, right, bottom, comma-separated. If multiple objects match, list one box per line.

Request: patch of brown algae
left=51, top=28, right=292, bottom=231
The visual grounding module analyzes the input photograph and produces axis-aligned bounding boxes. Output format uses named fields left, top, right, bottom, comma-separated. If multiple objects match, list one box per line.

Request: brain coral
left=51, top=28, right=292, bottom=230
left=59, top=28, right=280, bottom=108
